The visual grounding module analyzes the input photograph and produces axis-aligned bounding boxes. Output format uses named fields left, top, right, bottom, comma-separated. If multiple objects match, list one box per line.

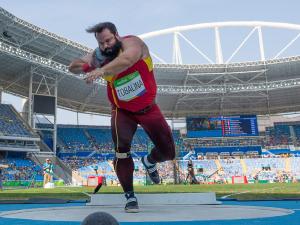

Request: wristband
left=82, top=63, right=95, bottom=73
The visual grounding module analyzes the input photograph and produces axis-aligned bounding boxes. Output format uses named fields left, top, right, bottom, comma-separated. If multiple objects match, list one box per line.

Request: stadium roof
left=1, top=7, right=300, bottom=117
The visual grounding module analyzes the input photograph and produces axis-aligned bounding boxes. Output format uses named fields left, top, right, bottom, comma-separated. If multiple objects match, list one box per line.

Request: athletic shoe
left=141, top=156, right=160, bottom=184
left=125, top=196, right=139, bottom=213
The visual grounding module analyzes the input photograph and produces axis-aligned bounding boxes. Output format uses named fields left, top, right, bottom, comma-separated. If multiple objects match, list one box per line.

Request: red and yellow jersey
left=106, top=56, right=157, bottom=112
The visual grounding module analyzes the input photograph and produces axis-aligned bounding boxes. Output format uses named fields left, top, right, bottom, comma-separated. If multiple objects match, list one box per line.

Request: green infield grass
left=1, top=183, right=300, bottom=201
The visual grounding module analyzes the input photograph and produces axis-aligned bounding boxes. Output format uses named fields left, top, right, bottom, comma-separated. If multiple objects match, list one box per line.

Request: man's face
left=96, top=28, right=122, bottom=59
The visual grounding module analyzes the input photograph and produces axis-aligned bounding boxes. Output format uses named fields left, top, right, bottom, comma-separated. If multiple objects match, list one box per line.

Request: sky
left=1, top=0, right=300, bottom=126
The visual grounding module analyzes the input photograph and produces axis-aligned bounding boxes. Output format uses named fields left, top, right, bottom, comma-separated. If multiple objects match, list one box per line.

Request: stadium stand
left=0, top=104, right=39, bottom=153
left=57, top=126, right=91, bottom=149
left=4, top=114, right=300, bottom=187
left=0, top=104, right=34, bottom=137
left=32, top=120, right=300, bottom=186
left=0, top=154, right=43, bottom=182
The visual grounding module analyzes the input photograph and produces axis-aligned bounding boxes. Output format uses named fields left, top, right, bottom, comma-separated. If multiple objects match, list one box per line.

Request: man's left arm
left=85, top=37, right=143, bottom=82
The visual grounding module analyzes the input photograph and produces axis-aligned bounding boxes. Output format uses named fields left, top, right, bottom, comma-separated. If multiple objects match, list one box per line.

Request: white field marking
left=220, top=186, right=282, bottom=199
left=55, top=186, right=91, bottom=197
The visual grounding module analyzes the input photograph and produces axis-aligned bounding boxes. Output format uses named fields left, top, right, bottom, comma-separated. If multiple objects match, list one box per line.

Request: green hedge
left=3, top=180, right=64, bottom=187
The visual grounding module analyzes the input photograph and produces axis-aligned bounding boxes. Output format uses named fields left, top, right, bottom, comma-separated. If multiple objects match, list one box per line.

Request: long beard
left=101, top=40, right=122, bottom=60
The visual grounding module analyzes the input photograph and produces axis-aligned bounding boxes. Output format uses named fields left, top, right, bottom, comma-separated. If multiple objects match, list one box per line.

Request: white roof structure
left=1, top=7, right=300, bottom=117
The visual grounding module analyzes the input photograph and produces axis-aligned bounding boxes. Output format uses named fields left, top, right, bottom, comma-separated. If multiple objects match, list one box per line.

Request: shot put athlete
left=69, top=22, right=175, bottom=213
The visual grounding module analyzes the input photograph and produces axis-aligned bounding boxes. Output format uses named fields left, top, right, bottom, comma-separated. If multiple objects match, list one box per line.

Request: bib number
left=114, top=72, right=146, bottom=101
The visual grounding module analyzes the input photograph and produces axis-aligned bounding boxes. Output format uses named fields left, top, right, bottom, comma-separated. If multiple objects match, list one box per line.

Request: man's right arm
left=68, top=53, right=95, bottom=74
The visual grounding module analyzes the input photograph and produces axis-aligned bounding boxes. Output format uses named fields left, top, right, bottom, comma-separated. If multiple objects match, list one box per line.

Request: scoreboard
left=186, top=115, right=259, bottom=138
left=221, top=115, right=258, bottom=137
